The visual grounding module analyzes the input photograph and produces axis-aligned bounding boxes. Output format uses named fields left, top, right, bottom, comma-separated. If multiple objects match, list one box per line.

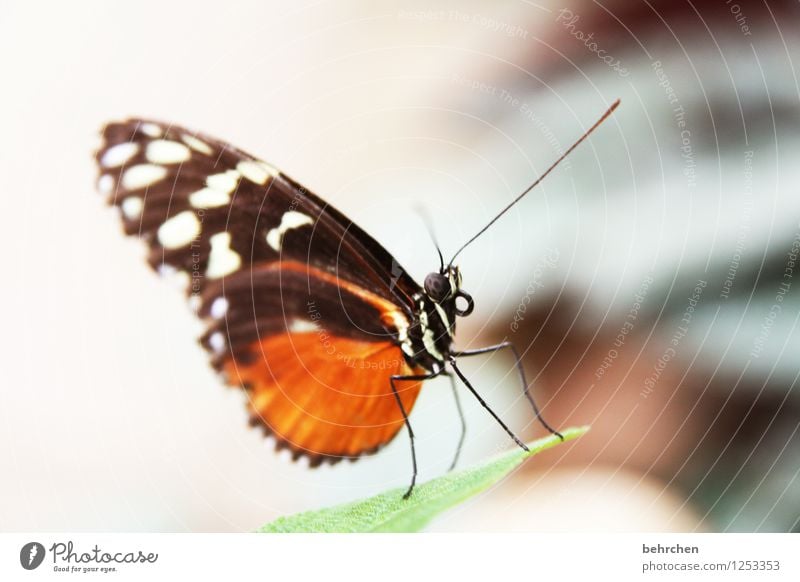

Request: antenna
left=448, top=99, right=620, bottom=266
left=414, top=204, right=445, bottom=271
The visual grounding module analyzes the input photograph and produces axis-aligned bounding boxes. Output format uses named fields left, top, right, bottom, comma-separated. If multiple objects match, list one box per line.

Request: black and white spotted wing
left=95, top=119, right=430, bottom=464
left=97, top=120, right=420, bottom=305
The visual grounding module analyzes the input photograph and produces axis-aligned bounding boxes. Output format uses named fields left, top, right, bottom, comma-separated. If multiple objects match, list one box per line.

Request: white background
left=2, top=0, right=798, bottom=533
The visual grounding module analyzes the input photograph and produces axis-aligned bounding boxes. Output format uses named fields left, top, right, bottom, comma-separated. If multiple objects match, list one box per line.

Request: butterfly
left=95, top=100, right=618, bottom=498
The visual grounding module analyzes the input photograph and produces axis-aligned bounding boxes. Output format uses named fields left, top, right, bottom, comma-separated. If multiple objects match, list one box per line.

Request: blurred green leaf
left=259, top=425, right=589, bottom=533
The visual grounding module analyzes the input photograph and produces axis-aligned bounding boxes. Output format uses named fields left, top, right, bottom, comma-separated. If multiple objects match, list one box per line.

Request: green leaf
left=259, top=425, right=589, bottom=533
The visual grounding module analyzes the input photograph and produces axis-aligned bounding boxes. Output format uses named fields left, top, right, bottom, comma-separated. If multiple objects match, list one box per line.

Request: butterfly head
left=423, top=265, right=474, bottom=317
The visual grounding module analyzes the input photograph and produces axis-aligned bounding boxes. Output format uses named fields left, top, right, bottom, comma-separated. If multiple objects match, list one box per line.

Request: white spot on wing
left=210, top=297, right=229, bottom=319
left=209, top=332, right=226, bottom=353
left=237, top=160, right=277, bottom=184
left=97, top=174, right=114, bottom=194
left=181, top=134, right=214, bottom=155
left=139, top=122, right=163, bottom=137
left=189, top=187, right=229, bottom=208
left=101, top=142, right=139, bottom=167
left=121, top=196, right=143, bottom=219
left=157, top=264, right=177, bottom=277
left=157, top=210, right=200, bottom=249
left=122, top=164, right=168, bottom=190
left=146, top=140, right=191, bottom=164
left=206, top=170, right=239, bottom=193
left=288, top=320, right=318, bottom=333
left=189, top=169, right=240, bottom=208
left=206, top=232, right=241, bottom=278
left=266, top=211, right=313, bottom=251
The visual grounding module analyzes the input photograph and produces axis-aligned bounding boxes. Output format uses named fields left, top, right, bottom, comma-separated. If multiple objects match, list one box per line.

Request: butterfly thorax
left=399, top=267, right=473, bottom=373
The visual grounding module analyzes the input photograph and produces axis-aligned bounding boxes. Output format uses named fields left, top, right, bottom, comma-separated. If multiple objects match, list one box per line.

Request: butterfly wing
left=96, top=119, right=424, bottom=464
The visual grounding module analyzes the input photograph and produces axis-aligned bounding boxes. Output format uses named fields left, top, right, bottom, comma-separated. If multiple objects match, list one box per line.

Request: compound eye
left=424, top=272, right=450, bottom=302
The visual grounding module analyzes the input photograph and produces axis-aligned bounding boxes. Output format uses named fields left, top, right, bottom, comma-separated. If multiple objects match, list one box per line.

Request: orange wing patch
left=224, top=332, right=425, bottom=465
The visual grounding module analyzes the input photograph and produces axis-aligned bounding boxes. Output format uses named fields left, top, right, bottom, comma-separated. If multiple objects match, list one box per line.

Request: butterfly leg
left=390, top=370, right=444, bottom=499
left=448, top=357, right=529, bottom=451
left=453, top=342, right=563, bottom=440
left=444, top=371, right=466, bottom=472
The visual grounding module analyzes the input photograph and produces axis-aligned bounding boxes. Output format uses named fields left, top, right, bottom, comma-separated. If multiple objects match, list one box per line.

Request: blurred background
left=2, top=0, right=799, bottom=532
